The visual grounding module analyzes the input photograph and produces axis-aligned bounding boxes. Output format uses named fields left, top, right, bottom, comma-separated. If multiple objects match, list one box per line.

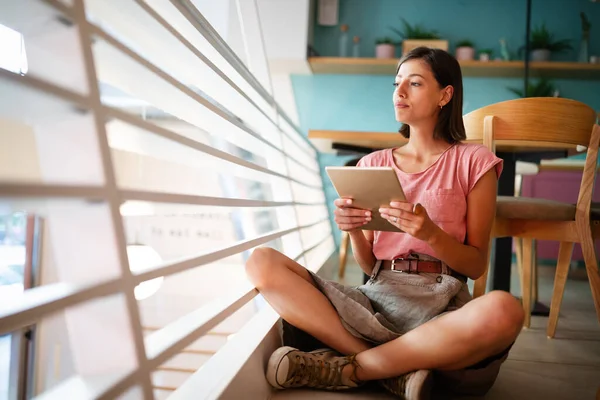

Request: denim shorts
left=292, top=254, right=511, bottom=396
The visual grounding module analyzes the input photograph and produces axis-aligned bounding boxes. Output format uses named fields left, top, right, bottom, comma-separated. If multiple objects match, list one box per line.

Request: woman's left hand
left=379, top=202, right=441, bottom=242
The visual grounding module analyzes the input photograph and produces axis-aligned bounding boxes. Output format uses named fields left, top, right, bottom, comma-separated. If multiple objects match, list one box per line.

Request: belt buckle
left=391, top=253, right=419, bottom=273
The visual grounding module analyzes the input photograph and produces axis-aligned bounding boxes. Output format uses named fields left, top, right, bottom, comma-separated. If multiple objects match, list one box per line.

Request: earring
left=439, top=105, right=443, bottom=110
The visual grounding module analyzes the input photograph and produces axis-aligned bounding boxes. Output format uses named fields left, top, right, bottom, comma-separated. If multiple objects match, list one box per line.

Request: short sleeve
left=356, top=156, right=368, bottom=167
left=468, top=146, right=504, bottom=193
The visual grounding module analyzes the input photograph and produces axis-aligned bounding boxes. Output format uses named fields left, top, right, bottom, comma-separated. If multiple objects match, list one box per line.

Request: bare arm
left=334, top=199, right=377, bottom=275
left=349, top=229, right=377, bottom=275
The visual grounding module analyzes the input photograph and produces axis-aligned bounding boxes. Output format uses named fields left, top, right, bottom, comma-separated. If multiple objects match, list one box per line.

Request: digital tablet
left=325, top=166, right=407, bottom=232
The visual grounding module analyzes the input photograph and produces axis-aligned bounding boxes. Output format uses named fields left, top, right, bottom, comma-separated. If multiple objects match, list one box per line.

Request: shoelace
left=380, top=374, right=407, bottom=397
left=288, top=353, right=346, bottom=389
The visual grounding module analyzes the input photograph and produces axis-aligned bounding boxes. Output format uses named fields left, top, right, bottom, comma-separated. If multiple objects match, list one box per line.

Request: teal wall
left=313, top=0, right=599, bottom=61
left=293, top=0, right=600, bottom=246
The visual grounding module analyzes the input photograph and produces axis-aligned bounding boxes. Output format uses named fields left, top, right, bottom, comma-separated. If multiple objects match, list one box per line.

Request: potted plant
left=390, top=18, right=448, bottom=56
left=479, top=48, right=493, bottom=62
left=375, top=37, right=396, bottom=59
left=455, top=39, right=475, bottom=61
left=529, top=23, right=572, bottom=61
left=508, top=77, right=558, bottom=98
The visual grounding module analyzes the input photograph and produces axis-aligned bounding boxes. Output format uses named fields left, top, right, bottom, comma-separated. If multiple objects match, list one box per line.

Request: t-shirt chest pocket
left=421, top=189, right=465, bottom=223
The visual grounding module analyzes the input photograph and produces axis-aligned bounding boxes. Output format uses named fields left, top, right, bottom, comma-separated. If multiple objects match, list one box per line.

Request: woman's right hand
left=333, top=198, right=372, bottom=232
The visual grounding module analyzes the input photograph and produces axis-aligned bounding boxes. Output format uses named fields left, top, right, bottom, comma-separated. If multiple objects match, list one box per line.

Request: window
left=0, top=24, right=27, bottom=75
left=0, top=1, right=332, bottom=398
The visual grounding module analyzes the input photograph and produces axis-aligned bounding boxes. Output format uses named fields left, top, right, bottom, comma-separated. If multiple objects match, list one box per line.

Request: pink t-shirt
left=357, top=143, right=503, bottom=260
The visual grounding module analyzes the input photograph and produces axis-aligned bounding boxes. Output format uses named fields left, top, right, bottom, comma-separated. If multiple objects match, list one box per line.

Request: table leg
left=494, top=153, right=550, bottom=316
left=492, top=153, right=515, bottom=292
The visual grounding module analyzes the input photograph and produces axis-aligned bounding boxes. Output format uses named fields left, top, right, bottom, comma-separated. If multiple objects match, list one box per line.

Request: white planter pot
left=455, top=46, right=475, bottom=61
left=479, top=53, right=490, bottom=62
left=375, top=44, right=395, bottom=59
left=531, top=49, right=551, bottom=61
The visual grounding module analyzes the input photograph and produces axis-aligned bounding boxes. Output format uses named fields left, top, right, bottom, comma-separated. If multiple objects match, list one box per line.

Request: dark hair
left=396, top=47, right=466, bottom=143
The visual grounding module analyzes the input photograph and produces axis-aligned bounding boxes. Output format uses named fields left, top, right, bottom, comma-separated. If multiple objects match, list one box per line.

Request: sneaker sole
left=266, top=346, right=297, bottom=389
left=406, top=369, right=433, bottom=400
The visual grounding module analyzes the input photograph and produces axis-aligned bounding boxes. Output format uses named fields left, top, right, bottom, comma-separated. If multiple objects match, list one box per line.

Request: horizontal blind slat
left=0, top=217, right=326, bottom=335
left=88, top=23, right=318, bottom=175
left=167, top=0, right=318, bottom=154
left=133, top=217, right=329, bottom=283
left=132, top=0, right=317, bottom=163
left=0, top=280, right=121, bottom=334
left=144, top=283, right=257, bottom=362
left=0, top=183, right=326, bottom=207
left=104, top=107, right=322, bottom=189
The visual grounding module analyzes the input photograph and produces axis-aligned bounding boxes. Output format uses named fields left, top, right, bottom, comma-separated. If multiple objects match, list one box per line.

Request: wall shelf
left=308, top=57, right=600, bottom=79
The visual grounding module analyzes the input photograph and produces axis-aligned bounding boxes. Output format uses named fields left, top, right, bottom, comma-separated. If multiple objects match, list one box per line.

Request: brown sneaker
left=266, top=346, right=363, bottom=390
left=379, top=370, right=433, bottom=399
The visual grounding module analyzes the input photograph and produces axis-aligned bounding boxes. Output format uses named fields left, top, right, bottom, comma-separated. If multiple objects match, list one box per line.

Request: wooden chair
left=513, top=162, right=540, bottom=301
left=463, top=97, right=600, bottom=337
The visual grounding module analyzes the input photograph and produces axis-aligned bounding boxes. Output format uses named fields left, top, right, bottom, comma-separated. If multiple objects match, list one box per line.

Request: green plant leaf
left=376, top=37, right=395, bottom=45
left=389, top=18, right=440, bottom=40
left=547, top=38, right=572, bottom=53
left=402, top=18, right=413, bottom=38
left=456, top=39, right=474, bottom=48
left=508, top=78, right=556, bottom=98
left=508, top=87, right=524, bottom=97
left=581, top=12, right=591, bottom=35
left=530, top=23, right=572, bottom=53
left=388, top=27, right=405, bottom=41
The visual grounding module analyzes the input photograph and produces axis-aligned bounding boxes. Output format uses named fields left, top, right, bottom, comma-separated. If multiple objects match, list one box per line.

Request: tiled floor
left=271, top=256, right=600, bottom=399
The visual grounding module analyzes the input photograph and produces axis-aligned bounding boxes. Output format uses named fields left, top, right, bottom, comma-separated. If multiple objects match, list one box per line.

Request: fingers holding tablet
left=333, top=198, right=355, bottom=208
left=334, top=198, right=372, bottom=232
left=381, top=202, right=439, bottom=242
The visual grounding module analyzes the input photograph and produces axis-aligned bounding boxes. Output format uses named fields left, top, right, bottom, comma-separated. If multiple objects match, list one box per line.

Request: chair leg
left=547, top=241, right=574, bottom=338
left=532, top=239, right=538, bottom=304
left=514, top=238, right=524, bottom=298
left=522, top=238, right=534, bottom=328
left=338, top=231, right=350, bottom=279
left=578, top=227, right=600, bottom=328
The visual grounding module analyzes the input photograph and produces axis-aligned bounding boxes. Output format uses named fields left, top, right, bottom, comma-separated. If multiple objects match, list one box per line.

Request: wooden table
left=309, top=129, right=583, bottom=297
left=309, top=130, right=581, bottom=154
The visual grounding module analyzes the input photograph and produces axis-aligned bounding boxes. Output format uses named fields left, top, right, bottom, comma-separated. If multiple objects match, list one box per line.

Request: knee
left=245, top=247, right=280, bottom=289
left=476, top=291, right=524, bottom=342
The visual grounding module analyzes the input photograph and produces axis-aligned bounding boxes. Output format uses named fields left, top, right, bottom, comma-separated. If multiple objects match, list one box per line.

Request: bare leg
left=248, top=248, right=523, bottom=384
left=353, top=290, right=524, bottom=381
left=245, top=248, right=371, bottom=355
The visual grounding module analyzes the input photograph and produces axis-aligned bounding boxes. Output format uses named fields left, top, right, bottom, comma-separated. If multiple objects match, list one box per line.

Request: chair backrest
left=463, top=98, right=599, bottom=219
left=463, top=97, right=597, bottom=149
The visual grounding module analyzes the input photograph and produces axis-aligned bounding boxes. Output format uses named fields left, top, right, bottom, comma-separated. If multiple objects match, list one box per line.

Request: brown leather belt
left=381, top=258, right=467, bottom=282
